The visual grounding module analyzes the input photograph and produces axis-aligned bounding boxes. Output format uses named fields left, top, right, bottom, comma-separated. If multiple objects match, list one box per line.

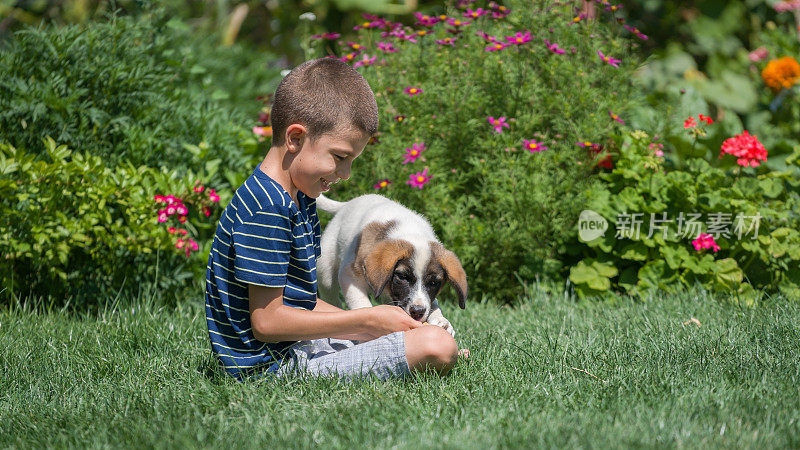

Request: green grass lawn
left=2, top=289, right=799, bottom=448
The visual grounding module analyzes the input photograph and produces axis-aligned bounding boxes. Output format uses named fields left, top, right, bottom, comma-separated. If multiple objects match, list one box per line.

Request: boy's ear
left=285, top=124, right=307, bottom=153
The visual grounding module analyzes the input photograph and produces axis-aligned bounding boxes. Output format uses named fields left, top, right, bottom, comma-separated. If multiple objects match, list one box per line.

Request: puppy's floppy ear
left=361, top=240, right=414, bottom=297
left=431, top=242, right=468, bottom=309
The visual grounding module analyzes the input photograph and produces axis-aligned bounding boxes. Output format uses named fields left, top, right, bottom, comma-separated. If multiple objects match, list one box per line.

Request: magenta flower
left=575, top=141, right=595, bottom=148
left=464, top=8, right=488, bottom=19
left=485, top=41, right=509, bottom=52
left=692, top=233, right=720, bottom=252
left=447, top=18, right=471, bottom=27
left=608, top=111, right=626, bottom=124
left=597, top=51, right=621, bottom=67
left=487, top=116, right=510, bottom=133
left=407, top=168, right=432, bottom=189
left=569, top=13, right=587, bottom=25
left=544, top=39, right=566, bottom=54
left=402, top=142, right=426, bottom=164
left=157, top=210, right=168, bottom=223
left=377, top=41, right=397, bottom=53
left=208, top=189, right=220, bottom=203
left=339, top=52, right=360, bottom=63
left=488, top=2, right=510, bottom=18
left=373, top=179, right=392, bottom=190
left=165, top=195, right=178, bottom=205
left=436, top=37, right=458, bottom=46
left=522, top=139, right=548, bottom=153
left=414, top=12, right=440, bottom=26
left=475, top=30, right=497, bottom=42
left=193, top=184, right=204, bottom=193
left=311, top=32, right=341, bottom=40
left=505, top=31, right=533, bottom=45
left=404, top=86, right=422, bottom=97
left=605, top=4, right=623, bottom=12
left=166, top=204, right=176, bottom=215
left=623, top=24, right=649, bottom=40
left=176, top=204, right=188, bottom=216
left=154, top=195, right=165, bottom=203
left=354, top=55, right=377, bottom=67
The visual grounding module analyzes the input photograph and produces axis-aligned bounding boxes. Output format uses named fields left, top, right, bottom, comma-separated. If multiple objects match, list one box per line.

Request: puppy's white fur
left=316, top=194, right=467, bottom=336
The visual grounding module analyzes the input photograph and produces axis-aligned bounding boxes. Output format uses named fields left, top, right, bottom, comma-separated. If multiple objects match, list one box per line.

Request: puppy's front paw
left=427, top=315, right=456, bottom=337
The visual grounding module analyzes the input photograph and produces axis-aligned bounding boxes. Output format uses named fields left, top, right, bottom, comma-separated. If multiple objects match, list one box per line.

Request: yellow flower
left=761, top=56, right=800, bottom=91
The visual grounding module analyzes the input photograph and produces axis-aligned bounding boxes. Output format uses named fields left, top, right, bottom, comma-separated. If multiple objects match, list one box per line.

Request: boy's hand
left=363, top=305, right=423, bottom=340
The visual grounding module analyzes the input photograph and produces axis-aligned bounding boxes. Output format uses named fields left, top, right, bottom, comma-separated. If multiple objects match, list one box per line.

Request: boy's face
left=286, top=124, right=370, bottom=198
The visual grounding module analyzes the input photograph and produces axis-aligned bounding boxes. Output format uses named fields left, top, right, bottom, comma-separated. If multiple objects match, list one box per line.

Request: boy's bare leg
left=404, top=325, right=468, bottom=375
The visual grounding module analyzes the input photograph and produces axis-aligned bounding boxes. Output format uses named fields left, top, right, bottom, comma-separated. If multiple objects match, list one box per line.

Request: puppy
left=316, top=194, right=467, bottom=336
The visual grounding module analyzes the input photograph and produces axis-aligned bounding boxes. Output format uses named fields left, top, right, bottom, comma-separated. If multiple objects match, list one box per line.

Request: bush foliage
left=0, top=138, right=224, bottom=305
left=0, top=14, right=278, bottom=188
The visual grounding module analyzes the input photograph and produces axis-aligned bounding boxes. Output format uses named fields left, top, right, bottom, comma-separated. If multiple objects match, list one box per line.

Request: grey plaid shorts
left=275, top=331, right=410, bottom=381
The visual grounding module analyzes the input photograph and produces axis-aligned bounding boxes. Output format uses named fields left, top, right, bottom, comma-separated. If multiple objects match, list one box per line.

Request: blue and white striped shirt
left=205, top=167, right=321, bottom=379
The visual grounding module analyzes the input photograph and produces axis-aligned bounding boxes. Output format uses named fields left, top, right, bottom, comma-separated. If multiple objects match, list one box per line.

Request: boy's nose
left=337, top=162, right=351, bottom=180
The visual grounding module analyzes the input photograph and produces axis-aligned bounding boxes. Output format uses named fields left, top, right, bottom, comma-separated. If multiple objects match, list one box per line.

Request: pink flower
left=623, top=24, right=649, bottom=40
left=597, top=51, right=621, bottom=67
left=175, top=239, right=185, bottom=250
left=354, top=55, right=377, bottom=67
left=404, top=86, right=422, bottom=97
left=158, top=210, right=168, bottom=223
left=748, top=46, right=769, bottom=63
left=505, top=31, right=533, bottom=45
left=575, top=141, right=595, bottom=147
left=608, top=111, right=626, bottom=124
left=346, top=41, right=364, bottom=51
left=719, top=130, right=768, bottom=167
left=154, top=195, right=165, bottom=203
left=692, top=233, right=721, bottom=252
left=485, top=41, right=509, bottom=52
left=488, top=1, right=510, bottom=18
left=414, top=12, right=440, bottom=26
left=487, top=116, right=510, bottom=133
left=166, top=205, right=176, bottom=215
left=684, top=117, right=697, bottom=129
left=175, top=204, right=188, bottom=216
left=523, top=139, right=548, bottom=153
left=377, top=41, right=397, bottom=53
left=474, top=30, right=493, bottom=42
left=339, top=52, right=360, bottom=63
left=446, top=18, right=471, bottom=27
left=203, top=207, right=211, bottom=217
left=179, top=216, right=187, bottom=224
left=168, top=227, right=176, bottom=234
left=193, top=184, right=204, bottom=193
left=165, top=195, right=177, bottom=205
left=373, top=179, right=392, bottom=190
left=402, top=142, right=426, bottom=164
left=311, top=32, right=340, bottom=40
left=774, top=0, right=800, bottom=12
left=544, top=39, right=566, bottom=54
left=570, top=13, right=587, bottom=24
left=208, top=189, right=220, bottom=202
left=436, top=37, right=458, bottom=46
left=464, top=8, right=488, bottom=19
left=605, top=4, right=623, bottom=12
left=178, top=228, right=188, bottom=236
left=407, top=168, right=432, bottom=189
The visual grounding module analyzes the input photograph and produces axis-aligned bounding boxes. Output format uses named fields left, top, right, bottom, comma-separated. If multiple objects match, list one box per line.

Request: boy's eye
left=333, top=154, right=346, bottom=161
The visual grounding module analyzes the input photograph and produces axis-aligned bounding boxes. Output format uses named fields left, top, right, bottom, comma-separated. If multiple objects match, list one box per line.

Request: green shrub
left=0, top=14, right=279, bottom=188
left=301, top=0, right=641, bottom=301
left=0, top=138, right=224, bottom=306
left=568, top=124, right=800, bottom=300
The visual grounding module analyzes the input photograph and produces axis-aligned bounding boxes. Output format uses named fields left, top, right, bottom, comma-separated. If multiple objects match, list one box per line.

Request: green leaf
left=759, top=178, right=783, bottom=199
left=569, top=260, right=598, bottom=285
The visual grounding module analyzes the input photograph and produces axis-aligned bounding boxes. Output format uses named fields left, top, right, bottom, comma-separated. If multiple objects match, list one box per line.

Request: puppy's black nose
left=409, top=305, right=426, bottom=321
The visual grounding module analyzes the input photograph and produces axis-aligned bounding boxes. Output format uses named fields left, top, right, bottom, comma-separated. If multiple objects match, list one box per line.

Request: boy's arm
left=249, top=285, right=421, bottom=343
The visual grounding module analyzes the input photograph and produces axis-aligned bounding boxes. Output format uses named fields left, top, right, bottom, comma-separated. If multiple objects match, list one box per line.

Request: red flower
left=698, top=114, right=714, bottom=125
left=719, top=130, right=768, bottom=167
left=684, top=117, right=697, bottom=129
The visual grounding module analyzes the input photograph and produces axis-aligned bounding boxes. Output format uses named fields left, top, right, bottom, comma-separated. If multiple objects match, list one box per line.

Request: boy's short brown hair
left=270, top=58, right=379, bottom=146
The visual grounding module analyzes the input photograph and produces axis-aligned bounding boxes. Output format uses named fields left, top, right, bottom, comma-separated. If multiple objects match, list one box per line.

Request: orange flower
left=761, top=56, right=800, bottom=91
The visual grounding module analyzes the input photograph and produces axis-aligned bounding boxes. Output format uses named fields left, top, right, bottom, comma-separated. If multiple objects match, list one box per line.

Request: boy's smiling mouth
left=320, top=178, right=340, bottom=192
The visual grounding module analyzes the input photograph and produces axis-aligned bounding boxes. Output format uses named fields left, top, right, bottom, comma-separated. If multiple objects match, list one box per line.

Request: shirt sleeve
left=231, top=206, right=293, bottom=288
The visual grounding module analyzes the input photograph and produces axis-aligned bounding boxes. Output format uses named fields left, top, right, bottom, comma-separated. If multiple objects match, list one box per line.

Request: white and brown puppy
left=316, top=194, right=467, bottom=336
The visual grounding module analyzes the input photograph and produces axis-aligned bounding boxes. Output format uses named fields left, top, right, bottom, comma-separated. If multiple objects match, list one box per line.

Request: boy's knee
left=406, top=325, right=458, bottom=374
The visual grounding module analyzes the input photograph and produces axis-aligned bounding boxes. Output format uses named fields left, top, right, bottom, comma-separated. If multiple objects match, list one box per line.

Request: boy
left=205, top=58, right=468, bottom=381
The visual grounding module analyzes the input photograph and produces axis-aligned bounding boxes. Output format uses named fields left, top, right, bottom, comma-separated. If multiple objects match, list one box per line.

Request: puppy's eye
left=426, top=279, right=440, bottom=288
left=394, top=271, right=410, bottom=281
